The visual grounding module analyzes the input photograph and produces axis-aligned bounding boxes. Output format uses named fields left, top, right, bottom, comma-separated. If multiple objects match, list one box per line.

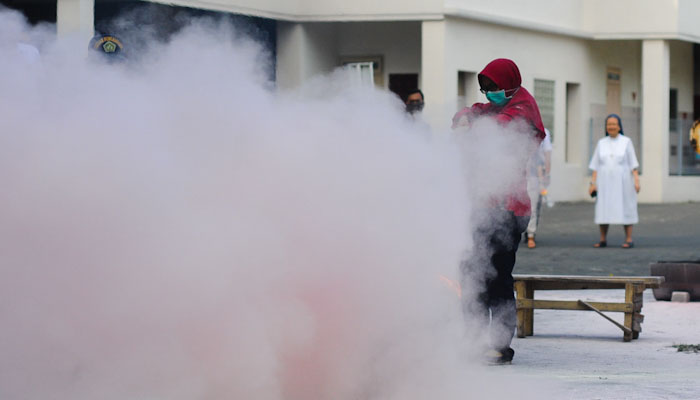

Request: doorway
left=389, top=73, right=418, bottom=103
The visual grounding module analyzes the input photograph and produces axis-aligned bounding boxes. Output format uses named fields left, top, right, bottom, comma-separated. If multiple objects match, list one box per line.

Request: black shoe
left=486, top=347, right=515, bottom=365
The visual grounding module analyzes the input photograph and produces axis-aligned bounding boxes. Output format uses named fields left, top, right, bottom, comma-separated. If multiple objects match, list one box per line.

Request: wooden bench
left=513, top=274, right=665, bottom=341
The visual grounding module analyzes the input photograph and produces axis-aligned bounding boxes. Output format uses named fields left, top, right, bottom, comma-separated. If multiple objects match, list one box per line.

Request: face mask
left=406, top=101, right=424, bottom=114
left=485, top=90, right=509, bottom=106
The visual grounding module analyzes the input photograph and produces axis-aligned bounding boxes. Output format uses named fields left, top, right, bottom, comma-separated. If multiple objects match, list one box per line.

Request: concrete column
left=57, top=0, right=94, bottom=42
left=421, top=20, right=450, bottom=129
left=276, top=22, right=306, bottom=90
left=640, top=39, right=670, bottom=202
left=276, top=22, right=337, bottom=90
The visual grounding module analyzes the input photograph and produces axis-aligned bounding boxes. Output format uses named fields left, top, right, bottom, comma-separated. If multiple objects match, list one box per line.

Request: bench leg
left=525, top=283, right=534, bottom=336
left=515, top=281, right=526, bottom=338
left=515, top=281, right=533, bottom=338
left=623, top=283, right=645, bottom=341
left=632, top=285, right=645, bottom=340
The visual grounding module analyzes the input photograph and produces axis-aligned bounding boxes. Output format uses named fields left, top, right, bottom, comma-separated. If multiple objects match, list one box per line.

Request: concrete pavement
left=515, top=202, right=700, bottom=276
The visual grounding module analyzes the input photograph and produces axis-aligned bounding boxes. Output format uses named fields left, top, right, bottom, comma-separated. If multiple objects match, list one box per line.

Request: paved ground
left=515, top=201, right=700, bottom=276
left=503, top=290, right=700, bottom=400
left=506, top=203, right=700, bottom=398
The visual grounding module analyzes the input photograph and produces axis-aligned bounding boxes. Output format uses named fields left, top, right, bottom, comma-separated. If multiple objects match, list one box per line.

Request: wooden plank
left=524, top=282, right=534, bottom=336
left=513, top=274, right=664, bottom=288
left=624, top=283, right=635, bottom=341
left=514, top=274, right=664, bottom=284
left=578, top=300, right=632, bottom=335
left=514, top=281, right=527, bottom=338
left=529, top=281, right=628, bottom=290
left=517, top=299, right=633, bottom=312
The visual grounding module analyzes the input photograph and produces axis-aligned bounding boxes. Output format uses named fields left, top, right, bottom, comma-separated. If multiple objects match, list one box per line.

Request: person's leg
left=487, top=213, right=528, bottom=358
left=594, top=224, right=609, bottom=247
left=460, top=258, right=491, bottom=327
left=459, top=221, right=495, bottom=335
left=488, top=250, right=517, bottom=352
left=622, top=225, right=634, bottom=247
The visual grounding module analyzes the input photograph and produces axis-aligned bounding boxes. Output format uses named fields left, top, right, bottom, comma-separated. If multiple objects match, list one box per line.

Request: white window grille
left=534, top=79, right=555, bottom=138
left=343, top=62, right=375, bottom=86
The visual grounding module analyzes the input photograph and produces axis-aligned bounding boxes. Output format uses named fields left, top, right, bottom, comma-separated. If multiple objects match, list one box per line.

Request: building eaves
left=445, top=7, right=700, bottom=44
left=443, top=7, right=592, bottom=39
left=149, top=0, right=442, bottom=22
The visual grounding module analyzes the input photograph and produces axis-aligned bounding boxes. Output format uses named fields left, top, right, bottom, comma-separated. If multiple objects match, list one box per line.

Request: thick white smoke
left=0, top=9, right=551, bottom=399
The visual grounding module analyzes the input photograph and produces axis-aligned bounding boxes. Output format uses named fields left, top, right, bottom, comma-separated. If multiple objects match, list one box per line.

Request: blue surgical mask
left=485, top=90, right=509, bottom=106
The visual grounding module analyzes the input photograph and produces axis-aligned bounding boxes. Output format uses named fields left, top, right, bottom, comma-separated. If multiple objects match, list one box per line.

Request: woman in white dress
left=588, top=114, right=640, bottom=248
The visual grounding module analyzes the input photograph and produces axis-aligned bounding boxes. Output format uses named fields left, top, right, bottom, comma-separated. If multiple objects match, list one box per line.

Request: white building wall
left=588, top=42, right=642, bottom=108
left=444, top=0, right=585, bottom=34
left=276, top=22, right=339, bottom=89
left=149, top=0, right=443, bottom=20
left=677, top=0, right=700, bottom=41
left=296, top=0, right=442, bottom=20
left=276, top=21, right=421, bottom=90
left=584, top=0, right=679, bottom=39
left=336, top=22, right=422, bottom=85
left=144, top=0, right=700, bottom=40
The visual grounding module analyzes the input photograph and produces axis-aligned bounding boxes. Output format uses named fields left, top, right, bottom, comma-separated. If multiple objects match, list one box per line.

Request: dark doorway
left=389, top=73, right=419, bottom=102
left=0, top=0, right=56, bottom=24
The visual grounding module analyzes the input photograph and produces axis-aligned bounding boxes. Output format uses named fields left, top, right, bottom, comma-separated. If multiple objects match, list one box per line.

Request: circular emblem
left=89, top=34, right=124, bottom=56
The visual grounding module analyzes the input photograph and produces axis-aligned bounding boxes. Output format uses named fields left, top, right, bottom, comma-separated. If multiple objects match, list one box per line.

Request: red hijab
left=453, top=58, right=546, bottom=141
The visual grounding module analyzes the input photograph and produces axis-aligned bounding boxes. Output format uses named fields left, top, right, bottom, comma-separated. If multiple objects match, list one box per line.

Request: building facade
left=10, top=0, right=700, bottom=202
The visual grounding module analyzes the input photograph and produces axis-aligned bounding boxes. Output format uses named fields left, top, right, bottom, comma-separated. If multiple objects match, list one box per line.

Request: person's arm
left=543, top=150, right=552, bottom=187
left=451, top=102, right=492, bottom=129
left=589, top=170, right=597, bottom=196
left=588, top=142, right=600, bottom=195
left=625, top=139, right=641, bottom=193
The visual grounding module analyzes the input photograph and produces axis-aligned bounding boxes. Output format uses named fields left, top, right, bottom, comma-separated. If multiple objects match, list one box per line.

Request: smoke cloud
left=0, top=8, right=551, bottom=399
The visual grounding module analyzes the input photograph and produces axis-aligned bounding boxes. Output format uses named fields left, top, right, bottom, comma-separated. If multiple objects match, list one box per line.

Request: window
left=343, top=62, right=375, bottom=86
left=340, top=56, right=384, bottom=87
left=534, top=79, right=555, bottom=139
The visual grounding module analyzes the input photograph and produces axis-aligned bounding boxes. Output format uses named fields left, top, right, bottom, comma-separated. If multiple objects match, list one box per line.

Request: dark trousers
left=461, top=210, right=529, bottom=350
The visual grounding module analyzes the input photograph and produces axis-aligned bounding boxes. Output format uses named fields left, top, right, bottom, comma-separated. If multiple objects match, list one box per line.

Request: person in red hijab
left=454, top=58, right=544, bottom=365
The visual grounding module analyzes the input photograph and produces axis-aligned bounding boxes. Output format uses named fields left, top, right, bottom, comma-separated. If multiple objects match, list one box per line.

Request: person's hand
left=634, top=177, right=640, bottom=193
left=452, top=114, right=471, bottom=130
left=588, top=182, right=597, bottom=196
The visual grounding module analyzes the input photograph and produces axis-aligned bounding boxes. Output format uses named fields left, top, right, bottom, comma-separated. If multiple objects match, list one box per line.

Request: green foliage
left=672, top=344, right=700, bottom=353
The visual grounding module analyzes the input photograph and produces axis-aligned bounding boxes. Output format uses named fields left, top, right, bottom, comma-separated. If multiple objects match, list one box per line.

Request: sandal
left=622, top=241, right=634, bottom=249
left=593, top=241, right=607, bottom=248
left=527, top=237, right=536, bottom=249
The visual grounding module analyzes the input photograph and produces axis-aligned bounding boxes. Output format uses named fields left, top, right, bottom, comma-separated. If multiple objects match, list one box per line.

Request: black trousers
left=461, top=210, right=529, bottom=350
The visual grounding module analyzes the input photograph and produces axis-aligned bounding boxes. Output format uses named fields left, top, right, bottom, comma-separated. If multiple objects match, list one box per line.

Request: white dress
left=588, top=135, right=639, bottom=224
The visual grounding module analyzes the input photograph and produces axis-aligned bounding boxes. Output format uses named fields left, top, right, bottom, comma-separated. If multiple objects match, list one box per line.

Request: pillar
left=640, top=39, right=670, bottom=202
left=57, top=0, right=94, bottom=43
left=421, top=20, right=451, bottom=130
